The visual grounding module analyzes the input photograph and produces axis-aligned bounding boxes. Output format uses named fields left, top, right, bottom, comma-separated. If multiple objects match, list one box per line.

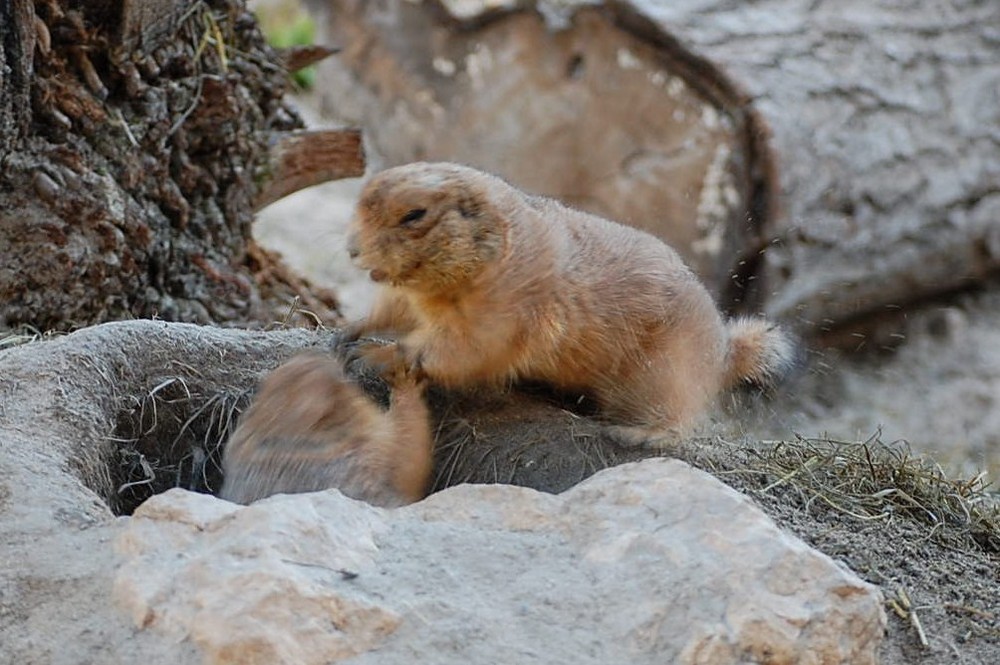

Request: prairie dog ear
left=470, top=214, right=505, bottom=262
left=455, top=189, right=486, bottom=219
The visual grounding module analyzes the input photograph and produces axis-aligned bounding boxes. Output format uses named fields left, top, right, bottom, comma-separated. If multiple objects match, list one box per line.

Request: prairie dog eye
left=399, top=208, right=427, bottom=226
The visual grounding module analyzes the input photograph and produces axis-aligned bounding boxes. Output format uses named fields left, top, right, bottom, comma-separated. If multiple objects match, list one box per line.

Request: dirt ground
left=689, top=436, right=1000, bottom=665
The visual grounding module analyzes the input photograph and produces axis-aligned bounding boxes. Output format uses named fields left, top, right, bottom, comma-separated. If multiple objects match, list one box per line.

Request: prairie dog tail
left=723, top=317, right=796, bottom=390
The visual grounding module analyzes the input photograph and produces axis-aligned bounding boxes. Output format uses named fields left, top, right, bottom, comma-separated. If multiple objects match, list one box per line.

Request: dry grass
left=110, top=377, right=254, bottom=515
left=695, top=432, right=1000, bottom=653
left=0, top=325, right=61, bottom=350
left=706, top=432, right=1000, bottom=554
left=425, top=389, right=1000, bottom=558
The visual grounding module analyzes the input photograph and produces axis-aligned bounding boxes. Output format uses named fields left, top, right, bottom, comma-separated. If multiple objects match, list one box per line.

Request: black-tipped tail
left=723, top=318, right=796, bottom=389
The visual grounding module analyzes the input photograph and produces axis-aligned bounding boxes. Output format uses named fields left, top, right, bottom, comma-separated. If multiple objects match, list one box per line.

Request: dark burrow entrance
left=104, top=356, right=657, bottom=516
left=109, top=376, right=254, bottom=516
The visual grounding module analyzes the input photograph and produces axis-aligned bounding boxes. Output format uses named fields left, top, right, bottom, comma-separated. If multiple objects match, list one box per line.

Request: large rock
left=114, top=459, right=885, bottom=665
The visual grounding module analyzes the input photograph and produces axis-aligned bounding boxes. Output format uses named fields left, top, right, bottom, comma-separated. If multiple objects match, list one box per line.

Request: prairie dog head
left=347, top=162, right=507, bottom=292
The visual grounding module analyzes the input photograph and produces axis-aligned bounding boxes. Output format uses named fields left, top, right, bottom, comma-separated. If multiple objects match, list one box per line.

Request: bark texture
left=0, top=0, right=349, bottom=330
left=606, top=0, right=1000, bottom=341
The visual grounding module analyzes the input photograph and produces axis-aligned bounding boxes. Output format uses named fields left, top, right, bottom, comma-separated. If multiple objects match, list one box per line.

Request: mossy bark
left=0, top=0, right=342, bottom=330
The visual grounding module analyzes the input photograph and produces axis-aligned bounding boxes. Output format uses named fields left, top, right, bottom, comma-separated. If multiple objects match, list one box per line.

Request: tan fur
left=220, top=352, right=432, bottom=506
left=345, top=162, right=792, bottom=443
left=723, top=317, right=796, bottom=389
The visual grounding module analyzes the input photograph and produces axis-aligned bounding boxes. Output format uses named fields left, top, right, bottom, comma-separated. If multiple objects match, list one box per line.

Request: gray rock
left=114, top=459, right=885, bottom=665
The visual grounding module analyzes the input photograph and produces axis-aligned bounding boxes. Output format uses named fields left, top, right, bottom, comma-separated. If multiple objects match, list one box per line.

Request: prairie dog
left=220, top=352, right=432, bottom=507
left=345, top=162, right=793, bottom=443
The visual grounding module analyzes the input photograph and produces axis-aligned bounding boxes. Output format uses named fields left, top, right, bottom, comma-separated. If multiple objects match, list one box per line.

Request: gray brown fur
left=220, top=352, right=431, bottom=506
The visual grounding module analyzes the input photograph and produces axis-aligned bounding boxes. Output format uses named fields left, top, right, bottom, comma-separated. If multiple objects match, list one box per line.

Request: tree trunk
left=0, top=0, right=363, bottom=331
left=631, top=0, right=1000, bottom=346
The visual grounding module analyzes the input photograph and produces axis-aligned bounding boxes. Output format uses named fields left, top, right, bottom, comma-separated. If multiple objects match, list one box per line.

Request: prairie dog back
left=221, top=352, right=432, bottom=507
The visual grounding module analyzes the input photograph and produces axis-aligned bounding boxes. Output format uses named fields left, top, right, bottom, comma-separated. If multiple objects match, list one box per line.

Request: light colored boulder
left=115, top=489, right=399, bottom=665
left=114, top=458, right=885, bottom=665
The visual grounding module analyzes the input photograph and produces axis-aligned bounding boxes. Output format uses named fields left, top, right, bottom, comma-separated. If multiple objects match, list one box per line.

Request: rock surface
left=114, top=460, right=885, bottom=665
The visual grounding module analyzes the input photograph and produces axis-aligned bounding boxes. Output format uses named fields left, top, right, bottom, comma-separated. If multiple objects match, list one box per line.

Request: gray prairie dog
left=345, top=162, right=793, bottom=444
left=220, top=352, right=432, bottom=507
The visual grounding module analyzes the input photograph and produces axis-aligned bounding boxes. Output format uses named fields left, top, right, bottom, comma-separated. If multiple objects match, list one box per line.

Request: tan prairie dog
left=220, top=352, right=432, bottom=507
left=344, top=162, right=794, bottom=444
